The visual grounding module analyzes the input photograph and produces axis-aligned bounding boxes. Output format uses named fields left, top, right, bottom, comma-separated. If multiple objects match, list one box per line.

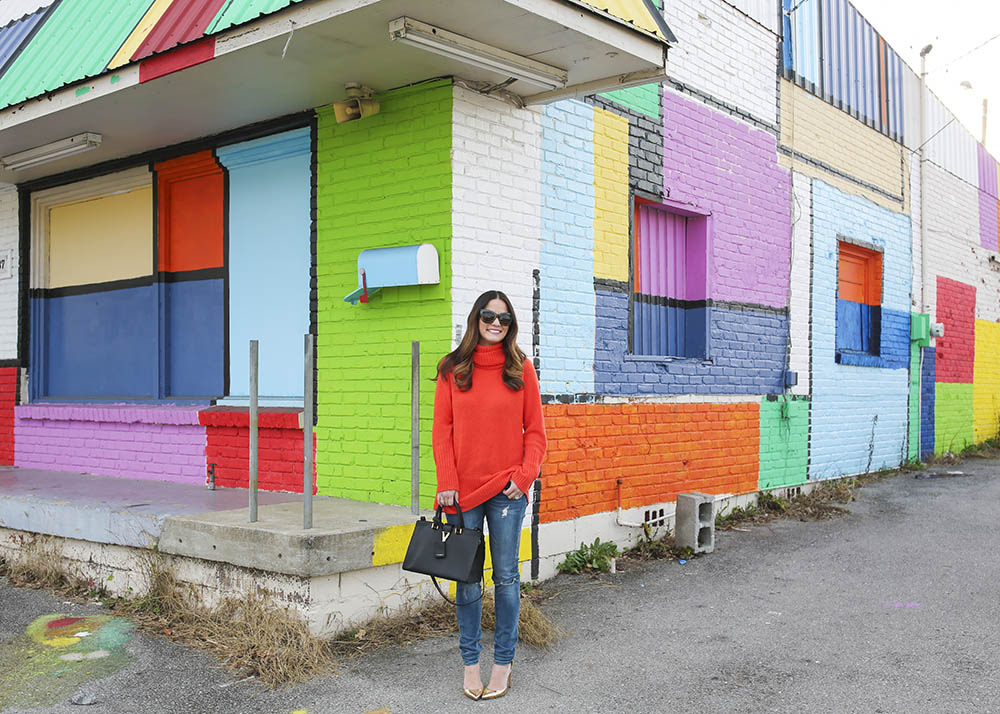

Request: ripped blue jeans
left=447, top=491, right=527, bottom=666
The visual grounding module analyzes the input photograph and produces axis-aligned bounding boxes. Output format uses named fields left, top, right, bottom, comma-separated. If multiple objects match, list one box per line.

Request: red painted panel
left=139, top=36, right=215, bottom=83
left=199, top=408, right=316, bottom=493
left=935, top=276, right=976, bottom=384
left=132, top=0, right=227, bottom=62
left=155, top=151, right=224, bottom=272
left=0, top=367, right=16, bottom=466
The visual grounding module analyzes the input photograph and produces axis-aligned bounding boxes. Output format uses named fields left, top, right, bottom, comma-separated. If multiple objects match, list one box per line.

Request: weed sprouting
left=557, top=537, right=618, bottom=574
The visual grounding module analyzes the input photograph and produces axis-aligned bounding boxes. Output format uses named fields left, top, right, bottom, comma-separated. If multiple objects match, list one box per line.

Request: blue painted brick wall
left=594, top=289, right=786, bottom=395
left=810, top=180, right=912, bottom=480
left=539, top=100, right=596, bottom=395
left=921, top=346, right=936, bottom=458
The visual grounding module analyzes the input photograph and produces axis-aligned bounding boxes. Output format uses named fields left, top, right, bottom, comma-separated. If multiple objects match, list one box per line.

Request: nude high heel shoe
left=480, top=665, right=512, bottom=700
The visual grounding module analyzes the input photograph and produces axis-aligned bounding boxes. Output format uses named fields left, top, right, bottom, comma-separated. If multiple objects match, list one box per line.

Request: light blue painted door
left=217, top=128, right=311, bottom=399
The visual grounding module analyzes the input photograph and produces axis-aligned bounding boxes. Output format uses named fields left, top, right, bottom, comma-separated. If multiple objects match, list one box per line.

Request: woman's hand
left=502, top=481, right=524, bottom=500
left=437, top=489, right=458, bottom=507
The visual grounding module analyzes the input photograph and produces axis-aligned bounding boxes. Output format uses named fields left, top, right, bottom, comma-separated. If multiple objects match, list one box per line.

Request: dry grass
left=1, top=536, right=96, bottom=597
left=332, top=587, right=562, bottom=659
left=3, top=543, right=561, bottom=687
left=715, top=477, right=878, bottom=531
left=115, top=564, right=333, bottom=688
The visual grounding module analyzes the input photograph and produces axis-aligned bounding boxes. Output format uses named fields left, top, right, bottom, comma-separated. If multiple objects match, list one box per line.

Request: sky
left=848, top=0, right=1000, bottom=157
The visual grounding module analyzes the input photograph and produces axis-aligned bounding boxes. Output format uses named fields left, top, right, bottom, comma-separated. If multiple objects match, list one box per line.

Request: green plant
left=557, top=538, right=618, bottom=574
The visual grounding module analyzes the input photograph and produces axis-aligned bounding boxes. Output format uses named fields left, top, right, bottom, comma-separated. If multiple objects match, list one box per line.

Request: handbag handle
left=431, top=575, right=485, bottom=606
left=433, top=502, right=466, bottom=531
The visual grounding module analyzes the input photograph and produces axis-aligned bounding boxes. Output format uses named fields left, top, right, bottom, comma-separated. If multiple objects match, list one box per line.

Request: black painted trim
left=530, top=478, right=541, bottom=581
left=532, top=268, right=540, bottom=375
left=16, top=188, right=30, bottom=369
left=633, top=294, right=709, bottom=310
left=30, top=268, right=225, bottom=299
left=0, top=358, right=19, bottom=368
left=218, top=148, right=230, bottom=399
left=160, top=267, right=225, bottom=283
left=594, top=277, right=628, bottom=293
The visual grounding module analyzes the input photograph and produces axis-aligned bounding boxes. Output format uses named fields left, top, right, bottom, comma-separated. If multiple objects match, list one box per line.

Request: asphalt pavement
left=3, top=457, right=999, bottom=714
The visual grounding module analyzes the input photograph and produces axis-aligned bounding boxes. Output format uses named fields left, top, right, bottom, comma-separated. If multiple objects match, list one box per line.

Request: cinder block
left=675, top=492, right=715, bottom=554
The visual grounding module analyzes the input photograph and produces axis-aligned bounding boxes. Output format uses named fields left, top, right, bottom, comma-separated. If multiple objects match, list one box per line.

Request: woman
left=433, top=290, right=546, bottom=701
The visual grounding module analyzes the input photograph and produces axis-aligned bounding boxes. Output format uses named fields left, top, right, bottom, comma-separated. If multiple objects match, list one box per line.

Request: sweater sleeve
left=513, top=360, right=547, bottom=494
left=432, top=372, right=460, bottom=493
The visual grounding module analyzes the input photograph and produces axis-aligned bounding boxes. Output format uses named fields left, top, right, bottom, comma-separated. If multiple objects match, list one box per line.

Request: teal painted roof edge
left=0, top=0, right=154, bottom=110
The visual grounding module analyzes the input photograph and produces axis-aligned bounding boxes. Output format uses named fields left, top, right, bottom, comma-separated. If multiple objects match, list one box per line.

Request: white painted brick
left=922, top=163, right=980, bottom=325
left=788, top=171, right=811, bottom=396
left=451, top=87, right=542, bottom=355
left=0, top=184, right=18, bottom=361
left=664, top=0, right=778, bottom=123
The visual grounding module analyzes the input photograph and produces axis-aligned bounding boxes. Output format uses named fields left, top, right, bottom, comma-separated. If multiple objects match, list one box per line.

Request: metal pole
left=919, top=46, right=931, bottom=315
left=411, top=341, right=420, bottom=515
left=249, top=339, right=259, bottom=523
left=303, top=333, right=314, bottom=529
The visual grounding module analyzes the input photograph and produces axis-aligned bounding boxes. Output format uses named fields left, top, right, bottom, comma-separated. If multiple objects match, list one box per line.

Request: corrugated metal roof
left=205, top=0, right=303, bottom=35
left=132, top=0, right=227, bottom=62
left=0, top=7, right=47, bottom=76
left=0, top=0, right=52, bottom=29
left=576, top=0, right=673, bottom=43
left=108, top=0, right=174, bottom=70
left=0, top=0, right=155, bottom=110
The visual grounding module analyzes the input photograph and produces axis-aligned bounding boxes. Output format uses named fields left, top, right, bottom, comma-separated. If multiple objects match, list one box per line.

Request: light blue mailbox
left=344, top=243, right=440, bottom=304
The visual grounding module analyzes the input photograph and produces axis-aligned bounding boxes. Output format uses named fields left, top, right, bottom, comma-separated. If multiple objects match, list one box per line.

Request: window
left=836, top=240, right=882, bottom=358
left=630, top=199, right=710, bottom=358
left=29, top=128, right=311, bottom=403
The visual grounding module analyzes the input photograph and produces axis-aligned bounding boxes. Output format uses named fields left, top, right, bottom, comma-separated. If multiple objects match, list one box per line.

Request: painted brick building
left=0, top=0, right=998, bottom=587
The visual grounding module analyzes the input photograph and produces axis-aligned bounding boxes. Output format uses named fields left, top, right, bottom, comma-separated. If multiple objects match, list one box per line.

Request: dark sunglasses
left=479, top=309, right=513, bottom=326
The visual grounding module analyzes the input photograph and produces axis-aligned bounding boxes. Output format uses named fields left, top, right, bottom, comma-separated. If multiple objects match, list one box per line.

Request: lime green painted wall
left=934, top=382, right=974, bottom=455
left=758, top=396, right=809, bottom=489
left=599, top=85, right=660, bottom=119
left=315, top=79, right=453, bottom=507
left=908, top=338, right=920, bottom=462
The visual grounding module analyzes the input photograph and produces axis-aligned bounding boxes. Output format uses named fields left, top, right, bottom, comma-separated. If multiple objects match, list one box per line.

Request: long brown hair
left=436, top=290, right=526, bottom=391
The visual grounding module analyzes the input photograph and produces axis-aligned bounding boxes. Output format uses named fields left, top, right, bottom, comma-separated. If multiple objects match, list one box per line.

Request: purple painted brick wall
left=661, top=90, right=791, bottom=308
left=14, top=405, right=207, bottom=485
left=977, top=144, right=998, bottom=251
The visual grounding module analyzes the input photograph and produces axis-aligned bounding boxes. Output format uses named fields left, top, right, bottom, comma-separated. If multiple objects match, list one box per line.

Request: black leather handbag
left=402, top=504, right=485, bottom=604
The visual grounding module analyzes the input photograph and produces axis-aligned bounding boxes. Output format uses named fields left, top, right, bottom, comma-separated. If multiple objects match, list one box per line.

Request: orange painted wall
left=540, top=402, right=760, bottom=523
left=155, top=151, right=224, bottom=272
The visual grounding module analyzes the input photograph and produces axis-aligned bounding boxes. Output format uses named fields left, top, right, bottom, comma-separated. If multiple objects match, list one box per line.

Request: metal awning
left=0, top=0, right=671, bottom=184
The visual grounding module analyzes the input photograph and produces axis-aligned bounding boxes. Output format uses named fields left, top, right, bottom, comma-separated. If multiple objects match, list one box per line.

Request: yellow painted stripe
left=447, top=527, right=532, bottom=598
left=580, top=0, right=667, bottom=41
left=47, top=187, right=153, bottom=289
left=593, top=107, right=630, bottom=282
left=973, top=319, right=1000, bottom=441
left=107, top=0, right=175, bottom=70
left=371, top=522, right=415, bottom=566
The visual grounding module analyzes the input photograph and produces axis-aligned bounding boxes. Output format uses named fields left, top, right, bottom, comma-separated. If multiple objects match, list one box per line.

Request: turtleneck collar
left=473, top=342, right=506, bottom=368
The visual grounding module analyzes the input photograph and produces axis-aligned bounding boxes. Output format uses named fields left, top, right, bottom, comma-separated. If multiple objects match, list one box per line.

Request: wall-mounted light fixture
left=1, top=132, right=102, bottom=171
left=389, top=17, right=567, bottom=91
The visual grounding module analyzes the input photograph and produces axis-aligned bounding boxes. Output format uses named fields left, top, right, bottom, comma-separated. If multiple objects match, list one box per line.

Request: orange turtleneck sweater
left=433, top=343, right=547, bottom=511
